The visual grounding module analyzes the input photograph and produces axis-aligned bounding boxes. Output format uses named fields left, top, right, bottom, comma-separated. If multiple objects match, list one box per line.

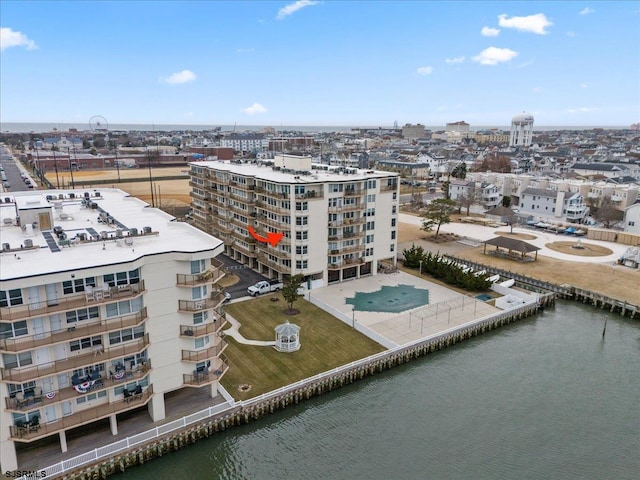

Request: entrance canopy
left=483, top=236, right=540, bottom=262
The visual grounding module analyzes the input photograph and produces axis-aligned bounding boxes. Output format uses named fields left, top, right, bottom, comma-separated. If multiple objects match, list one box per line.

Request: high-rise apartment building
left=190, top=155, right=399, bottom=285
left=0, top=189, right=227, bottom=470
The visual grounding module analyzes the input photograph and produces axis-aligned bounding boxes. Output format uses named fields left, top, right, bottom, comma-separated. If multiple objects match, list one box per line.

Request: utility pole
left=53, top=147, right=60, bottom=188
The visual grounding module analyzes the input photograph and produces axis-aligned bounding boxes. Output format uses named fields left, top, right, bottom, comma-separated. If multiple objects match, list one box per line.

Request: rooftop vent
left=130, top=228, right=138, bottom=236
left=2, top=243, right=10, bottom=251
left=24, top=239, right=33, bottom=248
left=143, top=226, right=152, bottom=234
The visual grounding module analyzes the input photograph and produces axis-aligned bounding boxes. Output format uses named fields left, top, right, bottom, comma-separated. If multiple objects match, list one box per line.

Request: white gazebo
left=274, top=321, right=300, bottom=352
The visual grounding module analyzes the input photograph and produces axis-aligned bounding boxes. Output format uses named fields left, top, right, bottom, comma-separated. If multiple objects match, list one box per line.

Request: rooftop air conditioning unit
left=24, top=239, right=33, bottom=248
left=143, top=226, right=152, bottom=234
left=130, top=228, right=138, bottom=236
left=2, top=243, right=10, bottom=251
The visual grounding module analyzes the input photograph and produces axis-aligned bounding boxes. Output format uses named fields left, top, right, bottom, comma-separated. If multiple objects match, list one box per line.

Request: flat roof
left=190, top=160, right=398, bottom=183
left=0, top=188, right=223, bottom=281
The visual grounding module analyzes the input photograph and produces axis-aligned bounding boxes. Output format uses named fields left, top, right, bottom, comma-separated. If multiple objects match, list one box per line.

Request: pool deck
left=309, top=271, right=500, bottom=346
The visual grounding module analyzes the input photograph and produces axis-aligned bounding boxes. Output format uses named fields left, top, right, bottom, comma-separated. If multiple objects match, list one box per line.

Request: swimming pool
left=346, top=284, right=430, bottom=313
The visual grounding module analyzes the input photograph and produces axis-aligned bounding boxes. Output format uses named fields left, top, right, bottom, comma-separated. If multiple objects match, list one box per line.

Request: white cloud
left=159, top=70, right=196, bottom=85
left=277, top=1, right=319, bottom=20
left=472, top=47, right=518, bottom=65
left=481, top=26, right=500, bottom=37
left=568, top=107, right=599, bottom=113
left=498, top=13, right=553, bottom=34
left=243, top=102, right=268, bottom=115
left=566, top=31, right=576, bottom=37
left=0, top=27, right=38, bottom=51
left=580, top=7, right=595, bottom=15
left=416, top=66, right=433, bottom=75
left=580, top=83, right=588, bottom=88
left=445, top=56, right=465, bottom=64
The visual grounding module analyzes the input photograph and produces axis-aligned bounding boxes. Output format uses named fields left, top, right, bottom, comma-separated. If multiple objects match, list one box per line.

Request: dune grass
left=220, top=295, right=386, bottom=400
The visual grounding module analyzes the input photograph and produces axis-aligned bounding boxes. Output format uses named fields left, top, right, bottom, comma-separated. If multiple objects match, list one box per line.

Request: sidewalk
left=399, top=213, right=628, bottom=264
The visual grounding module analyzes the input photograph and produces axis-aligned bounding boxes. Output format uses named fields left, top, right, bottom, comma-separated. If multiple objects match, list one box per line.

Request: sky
left=1, top=1, right=639, bottom=128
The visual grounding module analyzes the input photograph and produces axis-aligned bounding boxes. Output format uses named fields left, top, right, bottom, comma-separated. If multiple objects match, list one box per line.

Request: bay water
left=122, top=301, right=639, bottom=480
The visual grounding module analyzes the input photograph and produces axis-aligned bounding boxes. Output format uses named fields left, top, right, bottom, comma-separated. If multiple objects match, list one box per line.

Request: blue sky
left=1, top=1, right=639, bottom=127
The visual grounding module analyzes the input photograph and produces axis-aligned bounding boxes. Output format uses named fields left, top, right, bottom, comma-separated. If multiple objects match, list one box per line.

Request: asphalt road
left=217, top=253, right=270, bottom=300
left=1, top=149, right=34, bottom=192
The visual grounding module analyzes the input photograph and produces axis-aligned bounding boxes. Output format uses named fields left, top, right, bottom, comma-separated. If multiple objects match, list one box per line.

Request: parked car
left=247, top=279, right=283, bottom=296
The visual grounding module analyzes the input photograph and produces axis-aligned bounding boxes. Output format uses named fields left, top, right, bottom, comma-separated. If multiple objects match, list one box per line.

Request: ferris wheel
left=89, top=115, right=109, bottom=132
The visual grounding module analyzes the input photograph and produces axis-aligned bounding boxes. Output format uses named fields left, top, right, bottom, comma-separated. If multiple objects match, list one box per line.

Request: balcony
left=257, top=254, right=286, bottom=272
left=327, top=258, right=364, bottom=270
left=180, top=316, right=228, bottom=338
left=5, top=362, right=151, bottom=412
left=0, top=308, right=148, bottom=353
left=255, top=216, right=286, bottom=230
left=1, top=335, right=150, bottom=383
left=231, top=242, right=258, bottom=258
left=181, top=338, right=227, bottom=362
left=344, top=188, right=364, bottom=197
left=380, top=183, right=398, bottom=192
left=328, top=204, right=362, bottom=213
left=294, top=190, right=324, bottom=200
left=183, top=356, right=229, bottom=387
left=9, top=385, right=154, bottom=442
left=178, top=291, right=228, bottom=312
left=0, top=281, right=145, bottom=322
left=339, top=244, right=365, bottom=255
left=176, top=261, right=226, bottom=287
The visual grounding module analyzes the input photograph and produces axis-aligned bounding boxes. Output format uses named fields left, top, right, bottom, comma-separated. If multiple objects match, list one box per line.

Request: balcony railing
left=5, top=362, right=152, bottom=411
left=0, top=308, right=148, bottom=353
left=180, top=317, right=228, bottom=338
left=181, top=338, right=227, bottom=362
left=0, top=281, right=145, bottom=322
left=9, top=385, right=154, bottom=442
left=327, top=258, right=364, bottom=270
left=176, top=264, right=226, bottom=287
left=295, top=190, right=324, bottom=200
left=344, top=189, right=364, bottom=197
left=257, top=254, right=286, bottom=272
left=178, top=291, right=228, bottom=312
left=380, top=184, right=398, bottom=191
left=0, top=335, right=149, bottom=383
left=231, top=242, right=258, bottom=258
left=182, top=356, right=229, bottom=387
left=328, top=204, right=361, bottom=213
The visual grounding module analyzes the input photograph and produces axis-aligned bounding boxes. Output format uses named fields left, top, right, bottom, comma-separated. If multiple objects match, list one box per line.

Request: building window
left=366, top=234, right=374, bottom=243
left=295, top=216, right=308, bottom=226
left=391, top=218, right=396, bottom=227
left=193, top=311, right=208, bottom=325
left=392, top=192, right=397, bottom=200
left=63, top=277, right=97, bottom=294
left=390, top=244, right=395, bottom=252
left=367, top=194, right=376, bottom=203
left=190, top=260, right=206, bottom=275
left=367, top=180, right=377, bottom=189
left=7, top=381, right=36, bottom=398
left=392, top=206, right=397, bottom=214
left=194, top=336, right=210, bottom=349
left=295, top=202, right=308, bottom=211
left=296, top=231, right=308, bottom=240
left=296, top=260, right=308, bottom=269
left=105, top=298, right=143, bottom=318
left=296, top=245, right=308, bottom=255
left=76, top=390, right=107, bottom=405
left=70, top=335, right=102, bottom=352
left=2, top=351, right=33, bottom=369
left=66, top=307, right=100, bottom=324
left=191, top=285, right=208, bottom=300
left=391, top=231, right=396, bottom=240
left=109, top=325, right=144, bottom=345
left=0, top=321, right=28, bottom=339
left=0, top=289, right=23, bottom=307
left=103, top=269, right=140, bottom=287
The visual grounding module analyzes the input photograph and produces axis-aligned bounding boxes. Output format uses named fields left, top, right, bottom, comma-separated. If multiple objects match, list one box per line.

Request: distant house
left=519, top=187, right=588, bottom=224
left=623, top=202, right=640, bottom=234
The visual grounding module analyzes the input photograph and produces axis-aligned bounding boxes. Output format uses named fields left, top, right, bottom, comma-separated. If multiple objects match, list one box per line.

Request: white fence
left=26, top=299, right=539, bottom=479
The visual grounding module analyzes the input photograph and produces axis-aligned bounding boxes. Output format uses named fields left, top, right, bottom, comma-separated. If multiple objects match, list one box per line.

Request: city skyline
left=1, top=1, right=639, bottom=126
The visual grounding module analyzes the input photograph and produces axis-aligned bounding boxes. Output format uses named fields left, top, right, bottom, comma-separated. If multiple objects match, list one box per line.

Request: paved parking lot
left=217, top=254, right=270, bottom=300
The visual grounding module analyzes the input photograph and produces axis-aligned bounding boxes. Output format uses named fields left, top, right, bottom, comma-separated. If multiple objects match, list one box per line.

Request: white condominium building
left=190, top=155, right=399, bottom=286
left=0, top=189, right=227, bottom=471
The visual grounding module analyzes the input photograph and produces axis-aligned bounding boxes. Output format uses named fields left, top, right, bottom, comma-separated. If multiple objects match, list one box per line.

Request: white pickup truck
left=247, top=280, right=283, bottom=296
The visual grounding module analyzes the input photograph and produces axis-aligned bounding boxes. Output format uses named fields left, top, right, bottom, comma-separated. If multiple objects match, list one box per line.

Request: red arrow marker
left=248, top=226, right=284, bottom=247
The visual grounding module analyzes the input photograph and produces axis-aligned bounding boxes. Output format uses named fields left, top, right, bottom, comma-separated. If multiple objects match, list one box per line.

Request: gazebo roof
left=483, top=236, right=540, bottom=253
left=275, top=321, right=300, bottom=335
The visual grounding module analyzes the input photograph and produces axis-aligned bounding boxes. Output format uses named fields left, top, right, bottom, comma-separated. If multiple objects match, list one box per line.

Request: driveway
left=217, top=253, right=270, bottom=300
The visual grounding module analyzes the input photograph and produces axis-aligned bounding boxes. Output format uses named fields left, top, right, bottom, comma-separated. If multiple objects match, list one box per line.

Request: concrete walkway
left=223, top=310, right=276, bottom=346
left=399, top=213, right=628, bottom=264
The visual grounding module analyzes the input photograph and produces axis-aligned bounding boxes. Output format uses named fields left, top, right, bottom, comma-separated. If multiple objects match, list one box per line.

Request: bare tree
left=593, top=196, right=623, bottom=228
left=457, top=185, right=479, bottom=216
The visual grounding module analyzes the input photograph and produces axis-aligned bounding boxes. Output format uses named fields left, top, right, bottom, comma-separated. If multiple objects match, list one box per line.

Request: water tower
left=509, top=112, right=534, bottom=148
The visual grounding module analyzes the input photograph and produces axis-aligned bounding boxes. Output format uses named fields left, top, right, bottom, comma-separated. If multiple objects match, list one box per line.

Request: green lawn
left=220, top=295, right=386, bottom=400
